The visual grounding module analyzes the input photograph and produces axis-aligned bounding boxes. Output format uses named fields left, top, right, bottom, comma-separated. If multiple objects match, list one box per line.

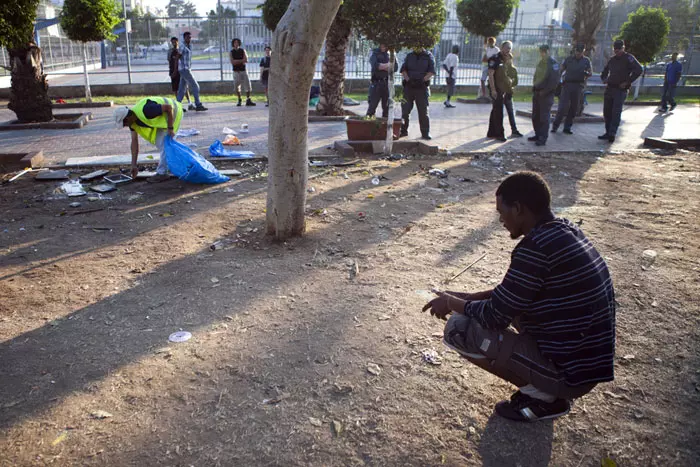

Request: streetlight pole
left=122, top=0, right=132, bottom=84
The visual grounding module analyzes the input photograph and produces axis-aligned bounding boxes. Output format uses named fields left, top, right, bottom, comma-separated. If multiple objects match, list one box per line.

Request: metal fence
left=3, top=14, right=697, bottom=87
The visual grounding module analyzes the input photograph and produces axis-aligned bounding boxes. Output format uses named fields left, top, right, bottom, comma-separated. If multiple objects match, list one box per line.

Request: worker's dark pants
left=553, top=82, right=583, bottom=131
left=401, top=86, right=430, bottom=136
left=443, top=313, right=597, bottom=400
left=660, top=82, right=677, bottom=110
left=487, top=93, right=505, bottom=138
left=603, top=87, right=627, bottom=136
left=532, top=91, right=554, bottom=143
left=367, top=79, right=389, bottom=118
left=504, top=93, right=518, bottom=132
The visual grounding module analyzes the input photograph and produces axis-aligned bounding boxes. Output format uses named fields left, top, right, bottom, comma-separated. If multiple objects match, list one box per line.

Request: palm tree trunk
left=8, top=44, right=53, bottom=123
left=316, top=11, right=351, bottom=116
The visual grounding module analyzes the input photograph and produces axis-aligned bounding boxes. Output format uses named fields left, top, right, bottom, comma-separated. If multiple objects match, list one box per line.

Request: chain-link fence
left=3, top=14, right=697, bottom=87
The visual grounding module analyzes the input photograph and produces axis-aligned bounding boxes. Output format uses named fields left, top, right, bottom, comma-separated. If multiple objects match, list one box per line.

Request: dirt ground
left=1, top=149, right=699, bottom=466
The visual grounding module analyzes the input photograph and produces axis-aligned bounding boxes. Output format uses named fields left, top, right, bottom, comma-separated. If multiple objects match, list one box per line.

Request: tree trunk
left=266, top=0, right=343, bottom=240
left=82, top=43, right=93, bottom=103
left=7, top=44, right=53, bottom=123
left=383, top=50, right=397, bottom=155
left=316, top=10, right=351, bottom=116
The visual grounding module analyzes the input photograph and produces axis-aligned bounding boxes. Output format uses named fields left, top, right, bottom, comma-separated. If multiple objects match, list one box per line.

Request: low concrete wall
left=1, top=79, right=698, bottom=99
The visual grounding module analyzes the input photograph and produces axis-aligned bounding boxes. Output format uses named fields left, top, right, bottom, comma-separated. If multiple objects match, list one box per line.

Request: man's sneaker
left=510, top=131, right=523, bottom=138
left=195, top=105, right=208, bottom=112
left=237, top=100, right=242, bottom=107
left=669, top=104, right=676, bottom=111
left=495, top=391, right=571, bottom=422
left=608, top=135, right=615, bottom=143
left=188, top=104, right=196, bottom=111
left=597, top=134, right=610, bottom=140
left=550, top=126, right=558, bottom=133
left=657, top=107, right=667, bottom=113
left=527, top=136, right=538, bottom=141
left=497, top=136, right=507, bottom=142
left=399, top=130, right=408, bottom=137
left=246, top=99, right=256, bottom=106
left=265, top=102, right=269, bottom=107
left=421, top=134, right=432, bottom=140
left=563, top=129, right=573, bottom=135
left=146, top=173, right=171, bottom=183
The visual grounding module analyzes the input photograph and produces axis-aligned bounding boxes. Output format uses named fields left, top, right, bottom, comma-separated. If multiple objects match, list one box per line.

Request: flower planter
left=345, top=117, right=403, bottom=141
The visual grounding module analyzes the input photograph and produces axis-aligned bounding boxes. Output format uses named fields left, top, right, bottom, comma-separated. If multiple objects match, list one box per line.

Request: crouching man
left=113, top=96, right=183, bottom=183
left=423, top=172, right=615, bottom=422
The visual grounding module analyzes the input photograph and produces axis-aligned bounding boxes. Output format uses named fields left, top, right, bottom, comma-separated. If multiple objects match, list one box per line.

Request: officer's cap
left=613, top=39, right=624, bottom=49
left=539, top=44, right=550, bottom=52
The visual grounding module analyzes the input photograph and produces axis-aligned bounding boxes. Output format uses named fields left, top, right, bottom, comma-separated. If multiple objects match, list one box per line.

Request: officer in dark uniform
left=551, top=43, right=592, bottom=135
left=366, top=44, right=398, bottom=118
left=528, top=44, right=560, bottom=146
left=599, top=39, right=643, bottom=142
left=400, top=48, right=436, bottom=140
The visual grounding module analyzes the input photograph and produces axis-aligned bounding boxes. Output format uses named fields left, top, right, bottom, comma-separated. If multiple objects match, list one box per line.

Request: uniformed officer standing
left=400, top=48, right=436, bottom=140
left=599, top=39, right=643, bottom=142
left=551, top=43, right=592, bottom=135
left=528, top=44, right=559, bottom=146
left=366, top=44, right=398, bottom=118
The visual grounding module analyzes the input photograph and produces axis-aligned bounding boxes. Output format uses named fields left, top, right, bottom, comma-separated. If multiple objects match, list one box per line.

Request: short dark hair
left=451, top=45, right=459, bottom=54
left=264, top=45, right=271, bottom=51
left=171, top=37, right=178, bottom=41
left=232, top=38, right=241, bottom=47
left=183, top=31, right=191, bottom=37
left=496, top=172, right=551, bottom=215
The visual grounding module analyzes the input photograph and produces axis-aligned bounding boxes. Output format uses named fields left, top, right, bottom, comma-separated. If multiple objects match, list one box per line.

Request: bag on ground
left=209, top=140, right=255, bottom=158
left=164, top=136, right=229, bottom=184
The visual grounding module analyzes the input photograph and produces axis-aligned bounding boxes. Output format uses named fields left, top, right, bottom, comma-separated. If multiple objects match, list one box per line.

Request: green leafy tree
left=0, top=0, right=53, bottom=122
left=182, top=1, right=198, bottom=17
left=61, top=0, right=121, bottom=102
left=260, top=0, right=289, bottom=31
left=456, top=0, right=518, bottom=38
left=572, top=0, right=604, bottom=58
left=344, top=0, right=446, bottom=153
left=616, top=6, right=670, bottom=64
left=166, top=0, right=185, bottom=17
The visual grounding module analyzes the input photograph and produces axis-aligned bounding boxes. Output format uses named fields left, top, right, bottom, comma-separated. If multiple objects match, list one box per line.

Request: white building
left=220, top=0, right=261, bottom=17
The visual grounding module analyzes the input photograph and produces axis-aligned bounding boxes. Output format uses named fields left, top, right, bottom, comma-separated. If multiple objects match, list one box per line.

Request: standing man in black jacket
left=366, top=44, right=398, bottom=118
left=551, top=43, right=592, bottom=135
left=599, top=40, right=643, bottom=142
left=400, top=48, right=436, bottom=140
left=528, top=45, right=559, bottom=146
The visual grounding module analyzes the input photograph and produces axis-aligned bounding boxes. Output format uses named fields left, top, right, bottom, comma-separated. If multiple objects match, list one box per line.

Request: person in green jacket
left=501, top=47, right=522, bottom=137
left=113, top=96, right=183, bottom=183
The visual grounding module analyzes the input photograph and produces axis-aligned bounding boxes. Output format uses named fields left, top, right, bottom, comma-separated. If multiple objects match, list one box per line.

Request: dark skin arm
left=421, top=289, right=493, bottom=321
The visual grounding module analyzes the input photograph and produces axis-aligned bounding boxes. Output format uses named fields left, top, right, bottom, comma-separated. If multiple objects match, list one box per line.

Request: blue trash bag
left=163, top=136, right=229, bottom=184
left=208, top=140, right=256, bottom=159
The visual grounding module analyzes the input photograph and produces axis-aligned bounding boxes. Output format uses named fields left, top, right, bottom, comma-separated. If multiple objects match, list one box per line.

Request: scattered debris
left=90, top=410, right=113, bottom=420
left=331, top=420, right=343, bottom=436
left=428, top=168, right=448, bottom=178
left=371, top=176, right=380, bottom=185
left=622, top=354, right=635, bottom=361
left=35, top=169, right=70, bottom=180
left=421, top=348, right=443, bottom=365
left=437, top=179, right=449, bottom=189
left=51, top=431, right=69, bottom=446
left=444, top=253, right=487, bottom=284
left=262, top=394, right=289, bottom=405
left=103, top=174, right=132, bottom=185
left=349, top=260, right=360, bottom=279
left=168, top=331, right=192, bottom=343
left=367, top=363, right=382, bottom=376
left=240, top=123, right=249, bottom=133
left=219, top=169, right=243, bottom=176
left=210, top=277, right=220, bottom=283
left=69, top=202, right=82, bottom=208
left=90, top=183, right=116, bottom=193
left=176, top=128, right=201, bottom=137
left=210, top=241, right=224, bottom=251
left=386, top=153, right=406, bottom=161
left=79, top=170, right=109, bottom=181
left=60, top=180, right=87, bottom=197
left=222, top=126, right=238, bottom=135
left=223, top=134, right=241, bottom=145
left=307, top=186, right=316, bottom=193
left=309, top=417, right=323, bottom=427
left=641, top=249, right=657, bottom=267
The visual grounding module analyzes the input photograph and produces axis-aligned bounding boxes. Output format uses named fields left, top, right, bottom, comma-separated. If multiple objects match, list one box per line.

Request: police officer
left=528, top=44, right=559, bottom=146
left=366, top=44, right=398, bottom=118
left=599, top=39, right=643, bottom=142
left=551, top=43, right=592, bottom=135
left=400, top=47, right=436, bottom=140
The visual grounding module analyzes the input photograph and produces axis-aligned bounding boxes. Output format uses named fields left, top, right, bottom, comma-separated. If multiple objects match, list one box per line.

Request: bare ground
left=1, top=150, right=699, bottom=466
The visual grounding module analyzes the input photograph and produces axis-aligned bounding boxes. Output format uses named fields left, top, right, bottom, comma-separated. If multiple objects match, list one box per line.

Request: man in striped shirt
left=423, top=172, right=615, bottom=422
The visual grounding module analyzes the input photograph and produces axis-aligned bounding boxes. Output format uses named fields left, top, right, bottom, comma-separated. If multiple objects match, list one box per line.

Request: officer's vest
left=130, top=97, right=183, bottom=145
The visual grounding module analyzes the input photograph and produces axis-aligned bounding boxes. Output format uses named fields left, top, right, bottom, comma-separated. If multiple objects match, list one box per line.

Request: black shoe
left=399, top=130, right=408, bottom=137
left=669, top=104, right=676, bottom=111
left=510, top=131, right=523, bottom=138
left=497, top=136, right=507, bottom=142
left=563, top=129, right=573, bottom=135
left=246, top=99, right=256, bottom=106
left=550, top=127, right=558, bottom=133
left=421, top=134, right=432, bottom=140
left=608, top=135, right=615, bottom=143
left=598, top=134, right=610, bottom=140
left=495, top=392, right=571, bottom=422
left=535, top=141, right=546, bottom=146
left=265, top=102, right=269, bottom=107
left=657, top=107, right=667, bottom=113
left=237, top=100, right=242, bottom=107
left=527, top=136, right=538, bottom=141
left=195, top=105, right=208, bottom=111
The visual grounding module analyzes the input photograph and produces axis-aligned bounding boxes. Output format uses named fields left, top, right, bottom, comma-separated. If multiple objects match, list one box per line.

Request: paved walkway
left=0, top=99, right=698, bottom=165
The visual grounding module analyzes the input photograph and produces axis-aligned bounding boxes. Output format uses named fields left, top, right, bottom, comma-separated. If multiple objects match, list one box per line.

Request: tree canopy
left=260, top=0, right=290, bottom=31
left=456, top=0, right=518, bottom=38
left=572, top=0, right=604, bottom=57
left=616, top=6, right=670, bottom=64
left=126, top=6, right=169, bottom=42
left=0, top=0, right=42, bottom=50
left=167, top=0, right=198, bottom=17
left=60, top=0, right=121, bottom=43
left=344, top=0, right=446, bottom=50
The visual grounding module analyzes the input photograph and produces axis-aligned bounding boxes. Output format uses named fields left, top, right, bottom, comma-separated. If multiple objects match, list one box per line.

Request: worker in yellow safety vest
left=113, top=96, right=183, bottom=183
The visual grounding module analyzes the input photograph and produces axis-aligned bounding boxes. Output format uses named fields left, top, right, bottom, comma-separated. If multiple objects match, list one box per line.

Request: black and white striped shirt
left=465, top=218, right=616, bottom=386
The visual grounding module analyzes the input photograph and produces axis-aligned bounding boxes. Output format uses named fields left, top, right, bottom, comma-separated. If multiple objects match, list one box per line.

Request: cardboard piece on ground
left=35, top=169, right=70, bottom=180
left=219, top=169, right=242, bottom=176
left=79, top=169, right=109, bottom=181
left=65, top=153, right=160, bottom=167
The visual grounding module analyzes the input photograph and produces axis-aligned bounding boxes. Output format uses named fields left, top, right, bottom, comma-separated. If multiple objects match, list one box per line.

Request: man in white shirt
left=442, top=45, right=459, bottom=108
left=480, top=37, right=500, bottom=99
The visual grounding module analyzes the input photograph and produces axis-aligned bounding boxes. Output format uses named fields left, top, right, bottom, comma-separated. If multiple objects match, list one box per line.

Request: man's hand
left=168, top=128, right=175, bottom=138
left=131, top=164, right=138, bottom=178
left=620, top=81, right=630, bottom=89
left=422, top=291, right=467, bottom=321
left=491, top=90, right=498, bottom=100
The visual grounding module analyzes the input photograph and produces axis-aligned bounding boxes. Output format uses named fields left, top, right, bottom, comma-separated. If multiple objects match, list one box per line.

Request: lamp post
left=122, top=0, right=132, bottom=84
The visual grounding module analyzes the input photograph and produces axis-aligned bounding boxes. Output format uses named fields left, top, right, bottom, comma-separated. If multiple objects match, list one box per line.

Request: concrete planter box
left=0, top=151, right=44, bottom=173
left=0, top=112, right=93, bottom=131
left=52, top=101, right=114, bottom=109
left=346, top=117, right=402, bottom=141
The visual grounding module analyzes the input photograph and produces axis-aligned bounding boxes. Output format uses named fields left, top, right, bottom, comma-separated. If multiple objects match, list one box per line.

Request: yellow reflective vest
left=129, top=96, right=183, bottom=145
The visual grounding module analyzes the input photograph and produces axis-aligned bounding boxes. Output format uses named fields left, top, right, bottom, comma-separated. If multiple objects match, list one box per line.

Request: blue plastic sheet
left=208, top=140, right=256, bottom=159
left=164, top=136, right=229, bottom=184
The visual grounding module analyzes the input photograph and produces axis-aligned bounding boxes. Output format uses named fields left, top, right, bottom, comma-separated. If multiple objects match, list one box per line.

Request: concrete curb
left=0, top=112, right=93, bottom=131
